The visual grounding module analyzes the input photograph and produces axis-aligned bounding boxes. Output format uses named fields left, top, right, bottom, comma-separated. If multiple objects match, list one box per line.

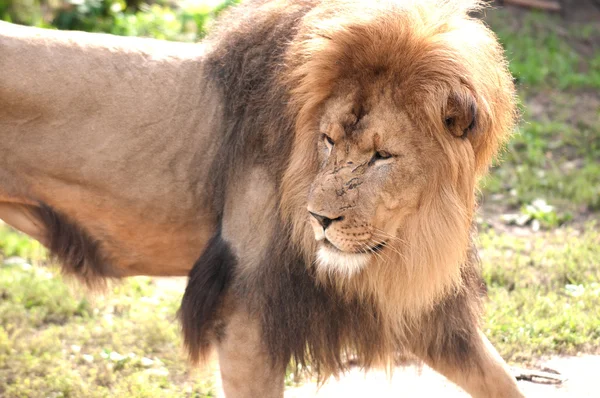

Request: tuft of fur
left=35, top=203, right=120, bottom=288
left=183, top=0, right=516, bottom=380
left=179, top=229, right=235, bottom=364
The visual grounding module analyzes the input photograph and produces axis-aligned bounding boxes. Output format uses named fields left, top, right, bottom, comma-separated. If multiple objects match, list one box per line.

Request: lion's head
left=281, top=0, right=516, bottom=314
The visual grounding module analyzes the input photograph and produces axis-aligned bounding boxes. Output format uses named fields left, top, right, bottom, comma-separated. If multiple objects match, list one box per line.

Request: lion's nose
left=309, top=211, right=344, bottom=230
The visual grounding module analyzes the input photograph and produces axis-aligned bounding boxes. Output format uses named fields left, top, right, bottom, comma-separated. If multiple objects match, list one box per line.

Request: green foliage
left=488, top=11, right=600, bottom=89
left=0, top=225, right=45, bottom=261
left=1, top=0, right=239, bottom=41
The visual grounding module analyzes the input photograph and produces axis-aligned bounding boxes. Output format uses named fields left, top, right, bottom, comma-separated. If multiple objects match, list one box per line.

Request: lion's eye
left=373, top=151, right=392, bottom=161
left=322, top=134, right=334, bottom=154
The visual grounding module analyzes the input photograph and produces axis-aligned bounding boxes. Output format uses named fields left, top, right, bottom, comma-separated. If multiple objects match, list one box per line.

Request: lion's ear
left=443, top=91, right=477, bottom=139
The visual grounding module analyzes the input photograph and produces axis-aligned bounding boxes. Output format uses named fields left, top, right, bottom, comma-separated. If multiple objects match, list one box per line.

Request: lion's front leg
left=415, top=329, right=524, bottom=398
left=408, top=293, right=525, bottom=398
left=216, top=307, right=286, bottom=398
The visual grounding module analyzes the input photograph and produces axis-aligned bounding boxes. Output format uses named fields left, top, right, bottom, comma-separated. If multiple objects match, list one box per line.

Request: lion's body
left=0, top=1, right=524, bottom=397
left=0, top=23, right=220, bottom=281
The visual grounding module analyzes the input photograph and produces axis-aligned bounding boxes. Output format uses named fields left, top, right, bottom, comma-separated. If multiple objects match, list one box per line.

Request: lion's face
left=307, top=80, right=477, bottom=276
left=308, top=90, right=423, bottom=273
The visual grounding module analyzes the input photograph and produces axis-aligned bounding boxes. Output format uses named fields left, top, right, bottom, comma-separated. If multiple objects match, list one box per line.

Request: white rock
left=82, top=354, right=94, bottom=363
left=109, top=351, right=126, bottom=362
left=146, top=368, right=170, bottom=377
left=3, top=256, right=26, bottom=265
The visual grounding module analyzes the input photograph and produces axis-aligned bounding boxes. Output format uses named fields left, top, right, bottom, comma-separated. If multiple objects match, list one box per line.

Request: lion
left=0, top=0, right=524, bottom=396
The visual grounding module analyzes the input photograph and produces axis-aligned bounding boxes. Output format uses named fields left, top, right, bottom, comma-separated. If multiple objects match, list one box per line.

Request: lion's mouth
left=321, top=239, right=386, bottom=254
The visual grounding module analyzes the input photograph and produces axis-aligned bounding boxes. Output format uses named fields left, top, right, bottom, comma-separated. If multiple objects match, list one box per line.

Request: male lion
left=0, top=0, right=524, bottom=397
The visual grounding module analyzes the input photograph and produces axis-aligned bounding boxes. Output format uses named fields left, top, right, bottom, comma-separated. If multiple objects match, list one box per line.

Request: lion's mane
left=180, top=0, right=516, bottom=379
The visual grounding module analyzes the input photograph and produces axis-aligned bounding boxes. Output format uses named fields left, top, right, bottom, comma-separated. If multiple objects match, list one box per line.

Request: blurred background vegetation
left=0, top=0, right=599, bottom=397
left=0, top=0, right=237, bottom=40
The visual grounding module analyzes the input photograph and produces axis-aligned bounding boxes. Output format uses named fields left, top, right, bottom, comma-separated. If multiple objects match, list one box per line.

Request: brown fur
left=1, top=1, right=520, bottom=396
left=0, top=21, right=219, bottom=280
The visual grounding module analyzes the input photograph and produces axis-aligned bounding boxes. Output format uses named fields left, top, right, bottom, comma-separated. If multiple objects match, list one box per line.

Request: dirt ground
left=188, top=352, right=600, bottom=397
left=284, top=355, right=600, bottom=397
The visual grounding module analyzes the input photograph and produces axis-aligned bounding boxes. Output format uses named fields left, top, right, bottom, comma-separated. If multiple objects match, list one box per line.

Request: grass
left=480, top=223, right=600, bottom=363
left=0, top=225, right=216, bottom=398
left=484, top=115, right=600, bottom=211
left=487, top=10, right=600, bottom=89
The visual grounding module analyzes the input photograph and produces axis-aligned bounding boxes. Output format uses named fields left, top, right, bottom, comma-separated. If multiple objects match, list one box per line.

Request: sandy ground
left=285, top=355, right=600, bottom=397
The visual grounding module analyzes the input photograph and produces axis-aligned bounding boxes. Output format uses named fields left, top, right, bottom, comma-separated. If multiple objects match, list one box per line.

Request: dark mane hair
left=203, top=0, right=312, bottom=219
left=179, top=227, right=235, bottom=364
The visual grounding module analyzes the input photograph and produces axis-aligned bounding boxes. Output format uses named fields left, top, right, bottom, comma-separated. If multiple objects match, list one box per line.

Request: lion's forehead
left=320, top=91, right=423, bottom=147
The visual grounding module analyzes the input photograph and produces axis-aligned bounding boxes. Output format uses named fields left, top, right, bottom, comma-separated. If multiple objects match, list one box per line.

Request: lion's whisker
left=369, top=237, right=406, bottom=263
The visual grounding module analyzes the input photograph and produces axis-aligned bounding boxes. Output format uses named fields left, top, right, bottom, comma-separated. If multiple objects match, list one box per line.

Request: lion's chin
left=316, top=244, right=371, bottom=277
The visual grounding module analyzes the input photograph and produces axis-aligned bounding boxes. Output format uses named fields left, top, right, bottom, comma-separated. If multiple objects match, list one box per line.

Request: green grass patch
left=482, top=94, right=600, bottom=211
left=0, top=244, right=216, bottom=398
left=481, top=223, right=600, bottom=363
left=486, top=10, right=600, bottom=89
left=0, top=224, right=45, bottom=261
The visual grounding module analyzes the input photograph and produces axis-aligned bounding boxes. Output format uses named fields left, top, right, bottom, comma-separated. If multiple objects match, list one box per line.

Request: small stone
left=500, top=213, right=520, bottom=224
left=516, top=214, right=531, bottom=227
left=532, top=198, right=553, bottom=213
left=3, top=257, right=32, bottom=270
left=141, top=357, right=154, bottom=367
left=146, top=368, right=169, bottom=377
left=3, top=256, right=26, bottom=265
left=109, top=351, right=126, bottom=362
left=82, top=354, right=94, bottom=363
left=71, top=345, right=81, bottom=353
